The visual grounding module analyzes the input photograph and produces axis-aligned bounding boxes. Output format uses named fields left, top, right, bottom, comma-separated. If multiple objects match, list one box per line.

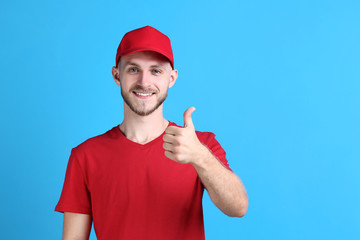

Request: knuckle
left=174, top=155, right=181, bottom=162
left=177, top=137, right=185, bottom=145
left=175, top=154, right=185, bottom=162
left=172, top=146, right=179, bottom=153
left=172, top=138, right=180, bottom=146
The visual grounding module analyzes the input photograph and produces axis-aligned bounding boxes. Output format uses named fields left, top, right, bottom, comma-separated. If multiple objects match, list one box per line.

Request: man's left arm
left=192, top=143, right=248, bottom=217
left=163, top=107, right=249, bottom=217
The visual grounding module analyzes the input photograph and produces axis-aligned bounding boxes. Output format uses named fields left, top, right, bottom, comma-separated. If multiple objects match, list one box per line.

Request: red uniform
left=55, top=121, right=231, bottom=239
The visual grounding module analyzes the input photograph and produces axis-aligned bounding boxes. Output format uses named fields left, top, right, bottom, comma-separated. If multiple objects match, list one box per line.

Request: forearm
left=192, top=145, right=248, bottom=217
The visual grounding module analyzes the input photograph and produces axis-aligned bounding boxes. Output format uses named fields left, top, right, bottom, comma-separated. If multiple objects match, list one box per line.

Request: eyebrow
left=124, top=62, right=140, bottom=67
left=149, top=64, right=165, bottom=69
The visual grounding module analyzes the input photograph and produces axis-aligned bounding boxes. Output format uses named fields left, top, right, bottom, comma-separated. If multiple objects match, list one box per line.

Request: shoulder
left=72, top=126, right=120, bottom=154
left=195, top=130, right=217, bottom=144
left=195, top=130, right=225, bottom=153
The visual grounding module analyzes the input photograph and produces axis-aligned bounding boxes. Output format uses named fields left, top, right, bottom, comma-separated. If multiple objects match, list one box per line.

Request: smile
left=133, top=91, right=155, bottom=99
left=135, top=92, right=153, bottom=96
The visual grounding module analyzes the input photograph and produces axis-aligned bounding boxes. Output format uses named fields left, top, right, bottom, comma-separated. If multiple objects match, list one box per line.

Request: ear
left=112, top=67, right=121, bottom=87
left=168, top=69, right=178, bottom=88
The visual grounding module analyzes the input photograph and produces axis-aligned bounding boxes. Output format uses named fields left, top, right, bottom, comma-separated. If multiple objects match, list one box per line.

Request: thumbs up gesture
left=163, top=107, right=207, bottom=165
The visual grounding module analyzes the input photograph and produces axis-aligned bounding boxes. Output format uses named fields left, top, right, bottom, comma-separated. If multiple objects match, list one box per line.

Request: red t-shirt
left=55, top=122, right=231, bottom=240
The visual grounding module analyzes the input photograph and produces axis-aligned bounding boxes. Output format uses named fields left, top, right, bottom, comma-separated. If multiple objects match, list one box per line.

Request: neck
left=119, top=103, right=169, bottom=145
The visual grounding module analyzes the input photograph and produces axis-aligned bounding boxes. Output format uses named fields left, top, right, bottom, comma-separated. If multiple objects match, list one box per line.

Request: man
left=55, top=26, right=248, bottom=240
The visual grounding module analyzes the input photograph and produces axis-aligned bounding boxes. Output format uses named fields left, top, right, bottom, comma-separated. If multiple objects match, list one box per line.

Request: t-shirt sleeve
left=200, top=132, right=232, bottom=172
left=55, top=148, right=92, bottom=214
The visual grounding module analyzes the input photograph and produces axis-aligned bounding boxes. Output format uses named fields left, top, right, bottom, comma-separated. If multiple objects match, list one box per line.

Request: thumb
left=183, top=107, right=196, bottom=129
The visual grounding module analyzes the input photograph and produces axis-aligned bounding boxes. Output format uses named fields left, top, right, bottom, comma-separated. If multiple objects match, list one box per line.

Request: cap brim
left=117, top=47, right=174, bottom=69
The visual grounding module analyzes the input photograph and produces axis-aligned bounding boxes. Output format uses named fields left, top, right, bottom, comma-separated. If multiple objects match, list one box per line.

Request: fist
left=163, top=107, right=207, bottom=164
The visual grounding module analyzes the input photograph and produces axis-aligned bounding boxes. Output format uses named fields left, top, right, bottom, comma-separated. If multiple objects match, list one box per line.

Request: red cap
left=115, top=26, right=174, bottom=69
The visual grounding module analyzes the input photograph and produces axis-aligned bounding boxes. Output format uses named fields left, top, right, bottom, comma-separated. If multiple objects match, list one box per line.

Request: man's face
left=114, top=51, right=177, bottom=116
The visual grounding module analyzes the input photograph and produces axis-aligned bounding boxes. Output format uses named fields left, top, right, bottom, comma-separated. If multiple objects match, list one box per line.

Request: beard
left=121, top=86, right=168, bottom=116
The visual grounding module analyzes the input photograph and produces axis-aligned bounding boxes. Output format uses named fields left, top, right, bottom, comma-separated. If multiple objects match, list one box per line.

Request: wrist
left=191, top=144, right=212, bottom=170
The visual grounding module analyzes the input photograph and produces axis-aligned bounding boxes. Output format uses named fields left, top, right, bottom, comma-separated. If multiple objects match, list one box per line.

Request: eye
left=152, top=69, right=161, bottom=74
left=128, top=67, right=138, bottom=73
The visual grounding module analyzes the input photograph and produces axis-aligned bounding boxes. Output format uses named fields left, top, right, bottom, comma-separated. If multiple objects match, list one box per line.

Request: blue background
left=1, top=0, right=359, bottom=239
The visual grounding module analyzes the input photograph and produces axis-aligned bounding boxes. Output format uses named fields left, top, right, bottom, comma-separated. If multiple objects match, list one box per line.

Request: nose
left=137, top=71, right=152, bottom=87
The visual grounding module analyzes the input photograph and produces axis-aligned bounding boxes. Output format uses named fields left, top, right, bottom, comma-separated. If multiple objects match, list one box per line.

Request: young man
left=55, top=26, right=248, bottom=240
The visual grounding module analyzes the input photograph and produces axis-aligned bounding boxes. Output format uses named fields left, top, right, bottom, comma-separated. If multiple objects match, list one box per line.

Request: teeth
left=135, top=92, right=153, bottom=96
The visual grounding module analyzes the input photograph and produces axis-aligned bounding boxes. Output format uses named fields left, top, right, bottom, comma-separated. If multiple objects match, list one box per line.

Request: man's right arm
left=62, top=212, right=92, bottom=240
